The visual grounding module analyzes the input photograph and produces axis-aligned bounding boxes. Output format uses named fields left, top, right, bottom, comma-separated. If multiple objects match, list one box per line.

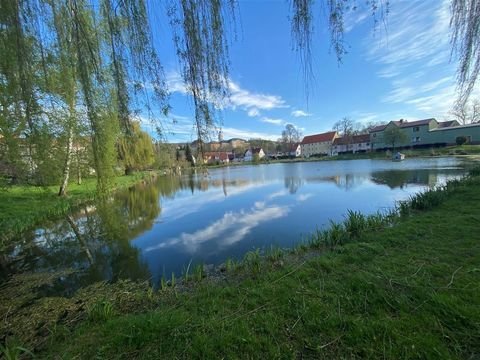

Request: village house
left=202, top=152, right=231, bottom=164
left=300, top=131, right=338, bottom=157
left=368, top=118, right=480, bottom=151
left=244, top=148, right=265, bottom=161
left=287, top=143, right=302, bottom=157
left=332, top=134, right=370, bottom=155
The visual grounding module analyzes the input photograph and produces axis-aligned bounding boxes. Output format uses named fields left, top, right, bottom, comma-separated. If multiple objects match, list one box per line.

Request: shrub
left=456, top=136, right=468, bottom=145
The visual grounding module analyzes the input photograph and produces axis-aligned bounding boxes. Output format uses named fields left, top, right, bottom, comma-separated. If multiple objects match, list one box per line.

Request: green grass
left=0, top=172, right=157, bottom=250
left=33, top=171, right=480, bottom=359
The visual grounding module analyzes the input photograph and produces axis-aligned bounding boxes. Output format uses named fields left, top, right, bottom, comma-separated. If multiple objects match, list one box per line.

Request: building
left=286, top=143, right=302, bottom=157
left=244, top=148, right=265, bottom=161
left=429, top=122, right=480, bottom=145
left=369, top=118, right=480, bottom=150
left=202, top=152, right=231, bottom=164
left=332, top=134, right=371, bottom=155
left=300, top=131, right=338, bottom=157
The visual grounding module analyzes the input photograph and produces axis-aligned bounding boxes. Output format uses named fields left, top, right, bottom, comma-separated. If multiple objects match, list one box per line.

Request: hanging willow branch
left=450, top=0, right=480, bottom=107
left=167, top=0, right=236, bottom=156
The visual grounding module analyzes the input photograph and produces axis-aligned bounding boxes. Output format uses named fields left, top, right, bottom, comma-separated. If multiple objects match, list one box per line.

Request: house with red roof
left=300, top=131, right=338, bottom=157
left=332, top=134, right=371, bottom=155
left=202, top=151, right=231, bottom=164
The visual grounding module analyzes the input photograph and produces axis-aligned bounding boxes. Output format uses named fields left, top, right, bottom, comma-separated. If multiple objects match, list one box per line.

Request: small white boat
left=392, top=152, right=405, bottom=161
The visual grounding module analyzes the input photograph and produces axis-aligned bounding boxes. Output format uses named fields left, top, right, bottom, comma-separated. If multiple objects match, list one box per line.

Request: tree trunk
left=58, top=124, right=73, bottom=196
left=76, top=148, right=82, bottom=185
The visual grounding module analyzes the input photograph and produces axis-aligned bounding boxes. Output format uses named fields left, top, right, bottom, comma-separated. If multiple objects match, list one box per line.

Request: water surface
left=1, top=157, right=471, bottom=292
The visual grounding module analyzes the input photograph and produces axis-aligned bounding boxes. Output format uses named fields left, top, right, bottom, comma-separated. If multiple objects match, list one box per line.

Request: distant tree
left=383, top=126, right=408, bottom=152
left=450, top=99, right=480, bottom=125
left=333, top=117, right=355, bottom=137
left=185, top=144, right=194, bottom=164
left=281, top=124, right=302, bottom=153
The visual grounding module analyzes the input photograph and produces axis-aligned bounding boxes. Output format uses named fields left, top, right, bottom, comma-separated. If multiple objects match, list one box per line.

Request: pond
left=0, top=157, right=473, bottom=293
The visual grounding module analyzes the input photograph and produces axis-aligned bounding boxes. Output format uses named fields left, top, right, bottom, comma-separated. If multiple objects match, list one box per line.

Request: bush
left=456, top=136, right=468, bottom=145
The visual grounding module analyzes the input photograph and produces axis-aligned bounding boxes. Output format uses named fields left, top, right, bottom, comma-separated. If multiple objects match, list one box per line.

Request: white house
left=244, top=147, right=265, bottom=161
left=288, top=143, right=302, bottom=157
left=300, top=131, right=338, bottom=157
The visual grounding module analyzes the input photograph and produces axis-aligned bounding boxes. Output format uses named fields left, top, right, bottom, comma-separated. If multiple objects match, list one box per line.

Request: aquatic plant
left=193, top=264, right=204, bottom=282
left=344, top=210, right=368, bottom=240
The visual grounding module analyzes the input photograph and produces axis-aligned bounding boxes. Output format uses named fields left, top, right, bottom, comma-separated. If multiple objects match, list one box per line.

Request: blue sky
left=144, top=0, right=479, bottom=143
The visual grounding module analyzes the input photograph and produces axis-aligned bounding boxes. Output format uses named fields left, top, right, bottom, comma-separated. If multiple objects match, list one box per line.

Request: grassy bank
left=1, top=168, right=474, bottom=358
left=0, top=172, right=157, bottom=250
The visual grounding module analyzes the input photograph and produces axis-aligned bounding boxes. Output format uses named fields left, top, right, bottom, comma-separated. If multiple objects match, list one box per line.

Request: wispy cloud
left=227, top=80, right=288, bottom=112
left=291, top=110, right=311, bottom=117
left=166, top=70, right=288, bottom=116
left=364, top=0, right=476, bottom=117
left=260, top=117, right=285, bottom=126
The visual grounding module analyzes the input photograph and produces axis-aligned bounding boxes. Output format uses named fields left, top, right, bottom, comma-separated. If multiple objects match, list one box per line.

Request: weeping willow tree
left=1, top=0, right=479, bottom=194
left=117, top=121, right=155, bottom=174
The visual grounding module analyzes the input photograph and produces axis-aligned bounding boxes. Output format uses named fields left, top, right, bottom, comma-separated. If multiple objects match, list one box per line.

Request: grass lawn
left=31, top=172, right=480, bottom=359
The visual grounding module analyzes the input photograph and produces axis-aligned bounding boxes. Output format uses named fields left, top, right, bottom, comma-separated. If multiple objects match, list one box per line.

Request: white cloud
left=247, top=108, right=260, bottom=117
left=291, top=110, right=311, bottom=117
left=227, top=80, right=288, bottom=112
left=166, top=70, right=288, bottom=116
left=260, top=117, right=285, bottom=126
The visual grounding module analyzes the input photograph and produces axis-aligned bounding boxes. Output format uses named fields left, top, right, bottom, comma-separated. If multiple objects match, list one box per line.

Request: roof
left=437, top=120, right=460, bottom=128
left=301, top=131, right=337, bottom=145
left=369, top=124, right=388, bottom=133
left=203, top=151, right=231, bottom=159
left=397, top=118, right=436, bottom=128
left=430, top=122, right=480, bottom=131
left=244, top=147, right=263, bottom=156
left=333, top=134, right=370, bottom=145
left=368, top=118, right=436, bottom=133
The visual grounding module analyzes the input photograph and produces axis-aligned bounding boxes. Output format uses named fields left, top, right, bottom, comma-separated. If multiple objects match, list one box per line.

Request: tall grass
left=0, top=339, right=34, bottom=360
left=87, top=300, right=115, bottom=323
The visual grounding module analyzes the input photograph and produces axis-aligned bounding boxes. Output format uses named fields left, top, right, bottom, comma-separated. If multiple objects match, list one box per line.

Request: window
left=373, top=133, right=377, bottom=138
left=413, top=126, right=420, bottom=132
left=411, top=136, right=421, bottom=143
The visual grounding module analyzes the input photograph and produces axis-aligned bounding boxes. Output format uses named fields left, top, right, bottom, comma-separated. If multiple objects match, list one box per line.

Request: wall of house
left=429, top=124, right=480, bottom=145
left=370, top=121, right=480, bottom=150
left=301, top=141, right=332, bottom=157
left=371, top=122, right=435, bottom=150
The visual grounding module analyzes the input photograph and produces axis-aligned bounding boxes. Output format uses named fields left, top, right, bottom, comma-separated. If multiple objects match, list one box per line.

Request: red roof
left=333, top=134, right=370, bottom=145
left=301, top=131, right=337, bottom=145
